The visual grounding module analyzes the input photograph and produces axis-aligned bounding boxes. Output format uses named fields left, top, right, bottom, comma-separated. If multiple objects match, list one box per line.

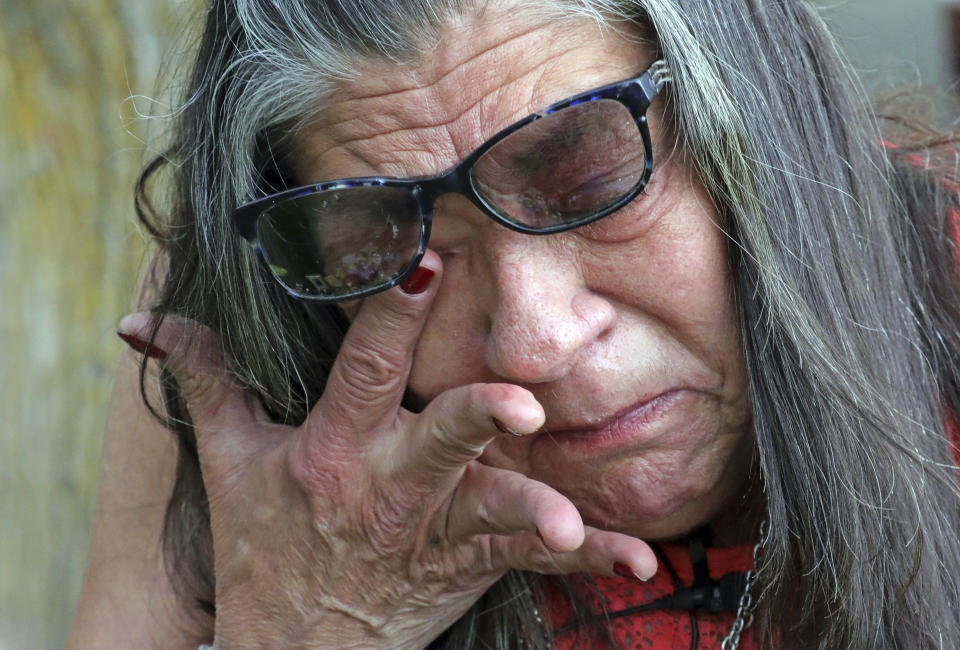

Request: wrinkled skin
left=298, top=11, right=754, bottom=541
left=120, top=7, right=753, bottom=648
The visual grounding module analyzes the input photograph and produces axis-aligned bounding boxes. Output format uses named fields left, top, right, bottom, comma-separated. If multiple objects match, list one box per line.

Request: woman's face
left=294, top=10, right=753, bottom=540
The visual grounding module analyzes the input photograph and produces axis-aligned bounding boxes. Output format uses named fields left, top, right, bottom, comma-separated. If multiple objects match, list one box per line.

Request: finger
left=395, top=382, right=544, bottom=479
left=316, top=250, right=442, bottom=436
left=117, top=311, right=270, bottom=447
left=446, top=462, right=584, bottom=552
left=486, top=526, right=658, bottom=581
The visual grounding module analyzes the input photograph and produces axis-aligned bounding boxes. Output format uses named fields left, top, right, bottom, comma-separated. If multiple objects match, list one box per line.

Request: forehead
left=293, top=10, right=653, bottom=181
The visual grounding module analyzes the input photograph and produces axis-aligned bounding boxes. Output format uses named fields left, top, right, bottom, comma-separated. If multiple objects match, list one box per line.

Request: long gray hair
left=137, top=0, right=960, bottom=647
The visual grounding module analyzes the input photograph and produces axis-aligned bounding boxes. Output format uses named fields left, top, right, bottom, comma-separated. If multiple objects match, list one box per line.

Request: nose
left=480, top=233, right=617, bottom=383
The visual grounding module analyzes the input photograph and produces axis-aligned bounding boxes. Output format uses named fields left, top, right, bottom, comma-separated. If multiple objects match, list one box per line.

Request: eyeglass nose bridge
left=410, top=156, right=524, bottom=236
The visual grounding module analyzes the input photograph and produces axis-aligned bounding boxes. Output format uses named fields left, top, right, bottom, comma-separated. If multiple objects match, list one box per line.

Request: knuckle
left=485, top=534, right=524, bottom=574
left=409, top=544, right=461, bottom=583
left=528, top=546, right=565, bottom=574
left=436, top=383, right=490, bottom=432
left=475, top=536, right=498, bottom=574
left=524, top=540, right=556, bottom=568
left=178, top=370, right=224, bottom=414
left=375, top=293, right=425, bottom=326
left=473, top=382, right=513, bottom=406
left=522, top=482, right=552, bottom=515
left=286, top=445, right=320, bottom=492
left=465, top=383, right=495, bottom=415
left=474, top=496, right=497, bottom=532
left=412, top=537, right=500, bottom=584
left=427, top=415, right=484, bottom=470
left=336, top=342, right=407, bottom=397
left=490, top=531, right=564, bottom=574
left=477, top=382, right=531, bottom=409
left=473, top=481, right=513, bottom=536
left=286, top=436, right=336, bottom=495
left=364, top=482, right=422, bottom=551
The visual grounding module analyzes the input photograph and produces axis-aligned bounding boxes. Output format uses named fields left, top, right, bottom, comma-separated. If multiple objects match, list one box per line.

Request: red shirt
left=539, top=416, right=960, bottom=649
left=541, top=542, right=757, bottom=649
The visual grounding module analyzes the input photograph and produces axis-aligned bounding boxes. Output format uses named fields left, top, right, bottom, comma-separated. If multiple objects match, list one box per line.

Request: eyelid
left=575, top=178, right=660, bottom=243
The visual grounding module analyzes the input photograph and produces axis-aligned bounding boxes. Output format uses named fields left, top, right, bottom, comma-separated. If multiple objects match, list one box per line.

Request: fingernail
left=613, top=562, right=649, bottom=582
left=493, top=418, right=523, bottom=437
left=399, top=266, right=434, bottom=294
left=117, top=332, right=167, bottom=360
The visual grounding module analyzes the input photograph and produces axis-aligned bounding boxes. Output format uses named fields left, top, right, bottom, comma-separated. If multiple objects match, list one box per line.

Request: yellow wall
left=0, top=3, right=195, bottom=648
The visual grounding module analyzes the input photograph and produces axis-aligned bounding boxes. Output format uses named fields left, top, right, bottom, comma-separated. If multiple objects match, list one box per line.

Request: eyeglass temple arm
left=648, top=59, right=673, bottom=92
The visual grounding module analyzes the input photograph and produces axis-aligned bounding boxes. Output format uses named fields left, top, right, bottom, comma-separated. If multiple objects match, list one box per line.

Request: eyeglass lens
left=256, top=97, right=648, bottom=300
left=256, top=186, right=423, bottom=298
left=470, top=99, right=647, bottom=228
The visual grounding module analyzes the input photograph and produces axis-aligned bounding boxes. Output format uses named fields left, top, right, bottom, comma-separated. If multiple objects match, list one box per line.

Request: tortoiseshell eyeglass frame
left=231, top=60, right=672, bottom=303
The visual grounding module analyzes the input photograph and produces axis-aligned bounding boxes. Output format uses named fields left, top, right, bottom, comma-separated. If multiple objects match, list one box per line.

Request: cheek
left=655, top=223, right=747, bottom=401
left=406, top=276, right=487, bottom=401
left=583, top=200, right=744, bottom=379
left=592, top=219, right=730, bottom=310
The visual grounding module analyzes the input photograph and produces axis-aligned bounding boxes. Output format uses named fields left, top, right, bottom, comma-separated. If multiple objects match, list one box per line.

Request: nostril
left=596, top=325, right=616, bottom=343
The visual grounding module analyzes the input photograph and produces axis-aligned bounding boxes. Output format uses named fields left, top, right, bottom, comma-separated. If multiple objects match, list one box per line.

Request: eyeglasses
left=232, top=60, right=671, bottom=302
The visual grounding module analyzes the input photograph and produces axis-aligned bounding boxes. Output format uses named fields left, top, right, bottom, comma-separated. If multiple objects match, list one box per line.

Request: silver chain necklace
left=529, top=519, right=768, bottom=650
left=720, top=519, right=768, bottom=650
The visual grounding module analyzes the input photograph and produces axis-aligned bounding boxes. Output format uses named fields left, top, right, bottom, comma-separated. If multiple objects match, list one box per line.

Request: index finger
left=315, top=251, right=443, bottom=436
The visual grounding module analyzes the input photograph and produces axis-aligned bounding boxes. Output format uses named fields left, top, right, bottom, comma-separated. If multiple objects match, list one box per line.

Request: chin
left=551, top=455, right=743, bottom=540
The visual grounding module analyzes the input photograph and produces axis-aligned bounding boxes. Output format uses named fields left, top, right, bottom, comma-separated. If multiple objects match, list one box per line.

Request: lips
left=536, top=389, right=685, bottom=450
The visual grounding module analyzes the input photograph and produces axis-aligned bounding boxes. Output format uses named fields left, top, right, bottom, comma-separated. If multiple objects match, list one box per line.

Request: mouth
left=536, top=389, right=686, bottom=452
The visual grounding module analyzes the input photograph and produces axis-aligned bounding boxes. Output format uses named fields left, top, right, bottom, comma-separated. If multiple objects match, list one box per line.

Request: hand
left=118, top=252, right=656, bottom=649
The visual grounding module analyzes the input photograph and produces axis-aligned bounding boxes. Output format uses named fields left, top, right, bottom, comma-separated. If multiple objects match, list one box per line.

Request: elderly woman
left=69, top=0, right=960, bottom=648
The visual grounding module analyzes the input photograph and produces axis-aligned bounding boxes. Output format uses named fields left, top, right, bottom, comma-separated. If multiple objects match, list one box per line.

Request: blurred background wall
left=826, top=0, right=953, bottom=92
left=0, top=2, right=198, bottom=648
left=0, top=1, right=954, bottom=649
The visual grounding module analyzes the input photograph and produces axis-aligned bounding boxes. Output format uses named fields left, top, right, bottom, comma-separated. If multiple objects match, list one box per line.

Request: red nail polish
left=613, top=562, right=647, bottom=582
left=399, top=266, right=434, bottom=295
left=117, top=332, right=167, bottom=360
left=493, top=418, right=523, bottom=437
